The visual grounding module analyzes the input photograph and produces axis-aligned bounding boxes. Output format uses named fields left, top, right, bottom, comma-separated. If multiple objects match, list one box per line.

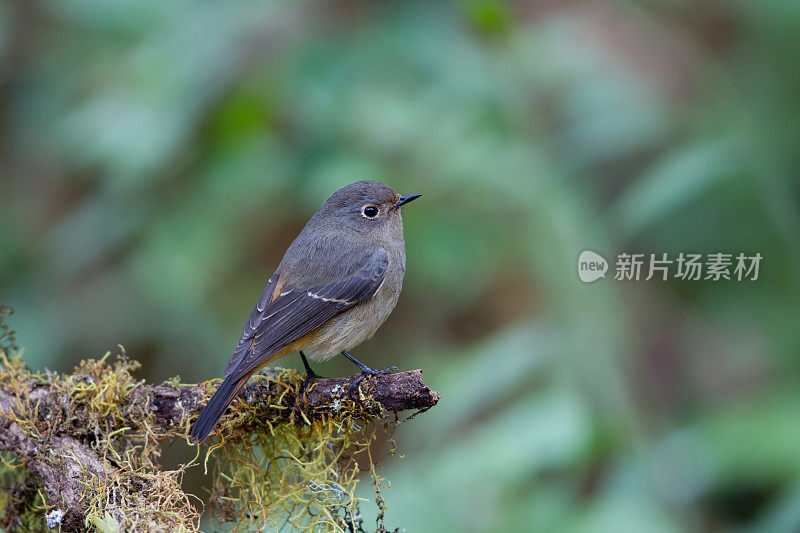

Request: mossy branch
left=0, top=349, right=439, bottom=532
left=147, top=367, right=440, bottom=434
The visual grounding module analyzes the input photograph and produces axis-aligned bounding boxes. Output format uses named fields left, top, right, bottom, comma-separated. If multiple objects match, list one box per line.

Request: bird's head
left=316, top=181, right=421, bottom=239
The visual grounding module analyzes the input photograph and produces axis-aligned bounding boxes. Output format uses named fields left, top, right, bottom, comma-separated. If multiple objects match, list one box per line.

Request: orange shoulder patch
left=271, top=278, right=288, bottom=302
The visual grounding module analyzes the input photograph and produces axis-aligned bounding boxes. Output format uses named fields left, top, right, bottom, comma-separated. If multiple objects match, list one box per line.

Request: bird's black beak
left=394, top=194, right=422, bottom=209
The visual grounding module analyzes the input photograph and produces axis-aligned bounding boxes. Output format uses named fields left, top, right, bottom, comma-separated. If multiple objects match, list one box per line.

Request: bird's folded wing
left=223, top=247, right=389, bottom=382
left=223, top=274, right=281, bottom=378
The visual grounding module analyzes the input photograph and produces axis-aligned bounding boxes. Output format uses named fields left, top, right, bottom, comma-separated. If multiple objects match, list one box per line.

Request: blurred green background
left=2, top=0, right=800, bottom=531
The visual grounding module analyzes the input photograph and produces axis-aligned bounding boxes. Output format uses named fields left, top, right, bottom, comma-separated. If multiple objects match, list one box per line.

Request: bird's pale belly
left=300, top=268, right=403, bottom=361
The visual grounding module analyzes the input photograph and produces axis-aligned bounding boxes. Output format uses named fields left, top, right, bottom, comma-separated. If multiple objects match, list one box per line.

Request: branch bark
left=0, top=398, right=111, bottom=531
left=145, top=369, right=440, bottom=432
left=0, top=366, right=439, bottom=530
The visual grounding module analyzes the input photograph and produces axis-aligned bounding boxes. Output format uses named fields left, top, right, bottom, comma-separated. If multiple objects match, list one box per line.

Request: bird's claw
left=300, top=375, right=316, bottom=397
left=347, top=365, right=399, bottom=398
left=299, top=351, right=325, bottom=397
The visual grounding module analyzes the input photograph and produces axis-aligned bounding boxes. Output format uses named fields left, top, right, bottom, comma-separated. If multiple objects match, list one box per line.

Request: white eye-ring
left=361, top=204, right=379, bottom=219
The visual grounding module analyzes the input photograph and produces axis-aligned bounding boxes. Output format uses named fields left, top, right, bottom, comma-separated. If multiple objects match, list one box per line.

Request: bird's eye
left=361, top=205, right=379, bottom=219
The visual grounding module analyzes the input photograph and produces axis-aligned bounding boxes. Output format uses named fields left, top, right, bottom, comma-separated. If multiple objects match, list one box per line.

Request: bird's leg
left=299, top=351, right=325, bottom=396
left=341, top=350, right=398, bottom=398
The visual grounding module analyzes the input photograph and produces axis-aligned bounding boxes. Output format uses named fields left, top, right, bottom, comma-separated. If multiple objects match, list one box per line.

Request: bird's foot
left=299, top=351, right=326, bottom=396
left=300, top=373, right=325, bottom=397
left=348, top=365, right=399, bottom=398
left=341, top=350, right=398, bottom=398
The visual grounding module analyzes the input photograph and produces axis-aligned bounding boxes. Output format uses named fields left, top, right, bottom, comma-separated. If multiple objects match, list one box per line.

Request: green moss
left=199, top=371, right=398, bottom=532
left=0, top=349, right=202, bottom=531
left=0, top=452, right=46, bottom=531
left=0, top=347, right=400, bottom=532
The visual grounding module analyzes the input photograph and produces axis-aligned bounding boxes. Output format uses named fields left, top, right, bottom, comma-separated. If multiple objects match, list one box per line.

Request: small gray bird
left=190, top=181, right=420, bottom=443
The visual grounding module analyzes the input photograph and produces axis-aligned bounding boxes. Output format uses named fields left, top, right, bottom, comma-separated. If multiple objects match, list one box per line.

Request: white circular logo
left=578, top=251, right=608, bottom=283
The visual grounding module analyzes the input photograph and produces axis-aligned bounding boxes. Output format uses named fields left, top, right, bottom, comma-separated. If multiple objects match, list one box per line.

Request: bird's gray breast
left=301, top=245, right=405, bottom=361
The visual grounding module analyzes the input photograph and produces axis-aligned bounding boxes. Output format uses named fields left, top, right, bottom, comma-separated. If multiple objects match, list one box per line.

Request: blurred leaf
left=462, top=0, right=514, bottom=38
left=613, top=138, right=737, bottom=238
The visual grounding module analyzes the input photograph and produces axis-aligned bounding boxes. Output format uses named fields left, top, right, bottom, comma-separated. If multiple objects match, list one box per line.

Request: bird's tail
left=190, top=374, right=246, bottom=443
